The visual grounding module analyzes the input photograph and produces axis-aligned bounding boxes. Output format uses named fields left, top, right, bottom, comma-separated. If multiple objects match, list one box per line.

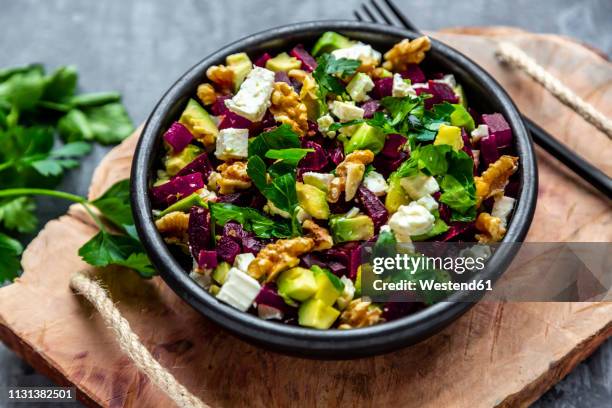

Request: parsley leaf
left=42, top=65, right=78, bottom=102
left=439, top=174, right=476, bottom=215
left=313, top=54, right=360, bottom=103
left=265, top=148, right=313, bottom=166
left=209, top=202, right=291, bottom=239
left=78, top=231, right=155, bottom=278
left=248, top=124, right=300, bottom=158
left=247, top=156, right=299, bottom=214
left=90, top=179, right=135, bottom=234
left=58, top=103, right=133, bottom=144
left=0, top=197, right=37, bottom=233
left=0, top=232, right=23, bottom=282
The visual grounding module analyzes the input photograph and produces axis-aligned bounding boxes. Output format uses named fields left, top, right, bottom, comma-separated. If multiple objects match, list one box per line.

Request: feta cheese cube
left=302, top=171, right=334, bottom=192
left=346, top=72, right=374, bottom=102
left=233, top=253, right=255, bottom=273
left=189, top=270, right=212, bottom=288
left=392, top=73, right=416, bottom=98
left=388, top=201, right=435, bottom=240
left=416, top=194, right=439, bottom=212
left=434, top=74, right=457, bottom=88
left=345, top=207, right=361, bottom=218
left=400, top=173, right=440, bottom=200
left=224, top=66, right=275, bottom=121
left=337, top=276, right=355, bottom=310
left=331, top=101, right=364, bottom=122
left=470, top=124, right=489, bottom=143
left=491, top=196, right=516, bottom=227
left=316, top=114, right=337, bottom=138
left=216, top=268, right=261, bottom=312
left=362, top=171, right=389, bottom=196
left=214, top=128, right=249, bottom=160
left=331, top=43, right=381, bottom=63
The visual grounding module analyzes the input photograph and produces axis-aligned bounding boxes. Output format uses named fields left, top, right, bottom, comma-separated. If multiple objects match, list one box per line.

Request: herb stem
left=0, top=188, right=107, bottom=232
left=0, top=160, right=15, bottom=172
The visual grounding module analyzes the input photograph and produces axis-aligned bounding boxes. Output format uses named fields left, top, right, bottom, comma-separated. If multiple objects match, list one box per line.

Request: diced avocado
left=449, top=104, right=475, bottom=131
left=312, top=31, right=354, bottom=56
left=226, top=52, right=253, bottom=91
left=344, top=123, right=386, bottom=155
left=277, top=267, right=317, bottom=302
left=376, top=68, right=393, bottom=78
left=158, top=192, right=206, bottom=217
left=296, top=182, right=330, bottom=220
left=209, top=284, right=220, bottom=296
left=354, top=266, right=362, bottom=297
left=454, top=84, right=468, bottom=108
left=385, top=177, right=410, bottom=213
left=164, top=144, right=202, bottom=176
left=311, top=266, right=344, bottom=306
left=434, top=124, right=464, bottom=151
left=302, top=172, right=333, bottom=192
left=298, top=298, right=341, bottom=329
left=212, top=262, right=231, bottom=285
left=329, top=214, right=374, bottom=243
left=265, top=52, right=302, bottom=72
left=179, top=99, right=219, bottom=147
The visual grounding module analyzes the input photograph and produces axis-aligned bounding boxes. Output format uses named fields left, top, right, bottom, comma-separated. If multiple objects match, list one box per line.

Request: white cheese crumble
left=233, top=253, right=255, bottom=273
left=491, top=196, right=516, bottom=227
left=416, top=194, right=439, bottom=213
left=331, top=43, right=381, bottom=64
left=214, top=128, right=249, bottom=160
left=400, top=173, right=440, bottom=200
left=392, top=73, right=416, bottom=98
left=316, top=114, right=337, bottom=138
left=216, top=267, right=261, bottom=312
left=331, top=100, right=364, bottom=122
left=224, top=66, right=275, bottom=122
left=346, top=72, right=374, bottom=102
left=388, top=201, right=435, bottom=240
left=471, top=124, right=489, bottom=143
left=362, top=171, right=389, bottom=196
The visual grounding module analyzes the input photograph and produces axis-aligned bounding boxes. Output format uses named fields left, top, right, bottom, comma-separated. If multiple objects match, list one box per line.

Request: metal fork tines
left=355, top=0, right=420, bottom=32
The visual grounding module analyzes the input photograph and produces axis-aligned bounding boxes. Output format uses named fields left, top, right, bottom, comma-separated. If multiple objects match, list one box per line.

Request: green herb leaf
left=57, top=109, right=93, bottom=142
left=209, top=202, right=291, bottom=239
left=0, top=197, right=37, bottom=233
left=0, top=68, right=46, bottom=110
left=411, top=217, right=449, bottom=241
left=42, top=65, right=78, bottom=102
left=248, top=124, right=300, bottom=158
left=70, top=92, right=122, bottom=107
left=84, top=102, right=134, bottom=144
left=265, top=148, right=313, bottom=166
left=78, top=231, right=155, bottom=278
left=439, top=174, right=476, bottom=215
left=90, top=179, right=134, bottom=232
left=313, top=54, right=361, bottom=103
left=0, top=232, right=23, bottom=283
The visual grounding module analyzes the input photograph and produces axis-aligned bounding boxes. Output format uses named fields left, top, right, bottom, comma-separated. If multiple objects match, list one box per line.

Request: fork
left=354, top=0, right=612, bottom=199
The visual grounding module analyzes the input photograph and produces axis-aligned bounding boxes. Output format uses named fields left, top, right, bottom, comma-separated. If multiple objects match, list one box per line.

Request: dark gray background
left=1, top=0, right=611, bottom=406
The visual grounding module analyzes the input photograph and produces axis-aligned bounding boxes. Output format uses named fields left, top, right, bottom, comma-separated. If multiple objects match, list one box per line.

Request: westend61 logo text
left=372, top=254, right=487, bottom=275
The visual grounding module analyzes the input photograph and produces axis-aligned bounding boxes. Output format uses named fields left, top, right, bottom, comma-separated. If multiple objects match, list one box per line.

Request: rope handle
left=495, top=42, right=612, bottom=139
left=70, top=272, right=208, bottom=408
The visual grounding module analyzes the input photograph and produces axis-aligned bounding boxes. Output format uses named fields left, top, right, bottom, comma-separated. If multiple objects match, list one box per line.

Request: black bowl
left=131, top=21, right=537, bottom=359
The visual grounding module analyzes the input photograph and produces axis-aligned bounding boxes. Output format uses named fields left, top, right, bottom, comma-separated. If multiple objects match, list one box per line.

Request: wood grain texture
left=0, top=29, right=611, bottom=408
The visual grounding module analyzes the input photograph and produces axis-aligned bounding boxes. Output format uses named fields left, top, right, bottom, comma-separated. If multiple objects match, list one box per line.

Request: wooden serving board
left=1, top=28, right=611, bottom=408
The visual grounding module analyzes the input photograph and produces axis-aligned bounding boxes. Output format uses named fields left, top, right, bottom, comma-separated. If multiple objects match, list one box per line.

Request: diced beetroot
left=290, top=44, right=317, bottom=72
left=439, top=202, right=451, bottom=224
left=241, top=235, right=265, bottom=255
left=176, top=153, right=213, bottom=179
left=380, top=134, right=406, bottom=158
left=481, top=113, right=512, bottom=148
left=211, top=95, right=231, bottom=116
left=321, top=242, right=362, bottom=279
left=357, top=186, right=388, bottom=231
left=439, top=222, right=475, bottom=242
left=274, top=71, right=291, bottom=84
left=460, top=128, right=475, bottom=174
left=417, top=81, right=459, bottom=109
left=216, top=235, right=241, bottom=264
left=382, top=301, right=422, bottom=321
left=505, top=179, right=520, bottom=198
left=197, top=250, right=218, bottom=269
left=329, top=141, right=345, bottom=166
left=480, top=134, right=500, bottom=167
left=254, top=53, right=271, bottom=67
left=163, top=122, right=193, bottom=153
left=373, top=151, right=407, bottom=177
left=372, top=77, right=393, bottom=99
left=151, top=173, right=204, bottom=208
left=188, top=206, right=211, bottom=258
left=360, top=100, right=380, bottom=118
left=430, top=72, right=445, bottom=80
left=255, top=283, right=289, bottom=311
left=223, top=221, right=247, bottom=242
left=299, top=140, right=328, bottom=172
left=400, top=64, right=426, bottom=83
left=218, top=111, right=252, bottom=130
left=217, top=192, right=250, bottom=206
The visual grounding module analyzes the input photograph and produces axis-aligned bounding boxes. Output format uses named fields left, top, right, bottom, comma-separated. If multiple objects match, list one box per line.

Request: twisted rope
left=496, top=41, right=612, bottom=139
left=70, top=272, right=208, bottom=408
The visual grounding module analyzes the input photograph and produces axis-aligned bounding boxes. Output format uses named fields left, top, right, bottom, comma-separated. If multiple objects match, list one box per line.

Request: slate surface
left=0, top=0, right=610, bottom=406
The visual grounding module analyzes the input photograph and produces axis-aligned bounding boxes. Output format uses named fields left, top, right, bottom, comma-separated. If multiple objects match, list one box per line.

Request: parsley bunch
left=0, top=63, right=136, bottom=283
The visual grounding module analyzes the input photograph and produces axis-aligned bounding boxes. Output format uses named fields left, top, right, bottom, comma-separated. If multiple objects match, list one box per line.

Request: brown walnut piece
left=302, top=219, right=333, bottom=251
left=338, top=298, right=384, bottom=329
left=248, top=237, right=315, bottom=282
left=383, top=36, right=431, bottom=71
left=475, top=212, right=506, bottom=243
left=196, top=83, right=217, bottom=105
left=474, top=155, right=519, bottom=207
left=155, top=211, right=190, bottom=244
left=327, top=150, right=375, bottom=203
left=216, top=161, right=252, bottom=195
left=206, top=65, right=234, bottom=94
left=270, top=82, right=308, bottom=136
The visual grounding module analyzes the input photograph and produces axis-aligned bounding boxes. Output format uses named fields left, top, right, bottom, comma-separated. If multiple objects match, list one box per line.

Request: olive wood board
left=0, top=27, right=611, bottom=408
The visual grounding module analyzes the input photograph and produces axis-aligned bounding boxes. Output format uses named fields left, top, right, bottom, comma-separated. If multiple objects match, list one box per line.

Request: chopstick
left=355, top=0, right=612, bottom=199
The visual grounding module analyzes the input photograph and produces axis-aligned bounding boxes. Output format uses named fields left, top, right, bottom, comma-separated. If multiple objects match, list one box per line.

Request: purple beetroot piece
left=481, top=113, right=512, bottom=148
left=163, top=122, right=193, bottom=153
left=188, top=206, right=211, bottom=258
left=176, top=153, right=213, bottom=179
left=290, top=44, right=317, bottom=72
left=416, top=80, right=459, bottom=109
left=479, top=134, right=501, bottom=167
left=151, top=173, right=204, bottom=208
left=197, top=250, right=218, bottom=269
left=254, top=53, right=271, bottom=67
left=218, top=111, right=252, bottom=130
left=255, top=283, right=290, bottom=311
left=299, top=140, right=328, bottom=172
left=274, top=71, right=292, bottom=85
left=372, top=77, right=393, bottom=99
left=216, top=235, right=241, bottom=264
left=211, top=95, right=231, bottom=116
left=439, top=222, right=475, bottom=242
left=357, top=186, right=388, bottom=231
left=361, top=100, right=381, bottom=118
left=400, top=64, right=426, bottom=83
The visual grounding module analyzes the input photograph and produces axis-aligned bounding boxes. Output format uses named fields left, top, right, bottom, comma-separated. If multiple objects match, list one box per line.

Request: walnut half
left=270, top=82, right=308, bottom=136
left=475, top=155, right=519, bottom=207
left=338, top=298, right=384, bottom=329
left=383, top=36, right=431, bottom=71
left=328, top=150, right=375, bottom=203
left=475, top=212, right=506, bottom=243
left=302, top=219, right=333, bottom=251
left=155, top=211, right=190, bottom=244
left=216, top=161, right=252, bottom=195
left=248, top=237, right=315, bottom=282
